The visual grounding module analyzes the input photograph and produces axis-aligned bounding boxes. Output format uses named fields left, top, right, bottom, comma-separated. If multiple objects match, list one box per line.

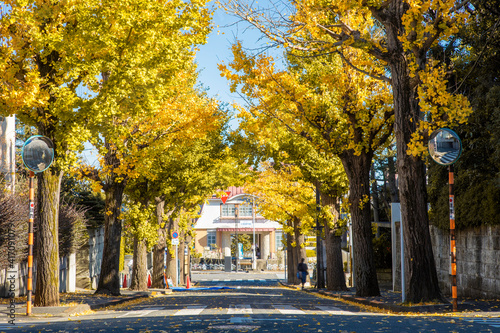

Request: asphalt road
left=3, top=272, right=499, bottom=332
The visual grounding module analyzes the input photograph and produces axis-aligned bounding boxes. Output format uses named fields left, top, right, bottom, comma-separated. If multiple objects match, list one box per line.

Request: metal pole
left=27, top=171, right=35, bottom=316
left=175, top=244, right=178, bottom=286
left=449, top=164, right=458, bottom=311
left=235, top=204, right=239, bottom=272
left=252, top=197, right=256, bottom=270
left=401, top=218, right=405, bottom=303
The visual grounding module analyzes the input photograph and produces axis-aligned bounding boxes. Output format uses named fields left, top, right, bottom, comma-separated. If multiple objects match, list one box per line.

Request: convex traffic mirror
left=22, top=135, right=54, bottom=173
left=428, top=128, right=462, bottom=166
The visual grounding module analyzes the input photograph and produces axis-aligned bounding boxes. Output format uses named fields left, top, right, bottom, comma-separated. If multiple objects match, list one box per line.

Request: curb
left=88, top=293, right=151, bottom=311
left=23, top=292, right=152, bottom=317
left=279, top=282, right=451, bottom=314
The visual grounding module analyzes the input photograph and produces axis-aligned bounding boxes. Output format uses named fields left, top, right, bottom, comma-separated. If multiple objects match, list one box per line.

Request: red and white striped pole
left=27, top=171, right=35, bottom=316
left=449, top=165, right=457, bottom=312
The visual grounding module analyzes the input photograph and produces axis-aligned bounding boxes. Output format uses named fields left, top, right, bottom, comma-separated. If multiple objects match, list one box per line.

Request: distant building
left=193, top=186, right=283, bottom=261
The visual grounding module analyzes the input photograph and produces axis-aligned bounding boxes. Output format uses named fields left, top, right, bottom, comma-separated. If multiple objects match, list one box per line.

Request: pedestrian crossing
left=434, top=150, right=460, bottom=165
left=198, top=278, right=276, bottom=282
left=116, top=304, right=355, bottom=318
left=0, top=323, right=27, bottom=330
left=465, top=317, right=500, bottom=329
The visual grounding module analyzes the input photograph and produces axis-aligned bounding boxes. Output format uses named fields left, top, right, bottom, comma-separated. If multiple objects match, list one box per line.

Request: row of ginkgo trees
left=221, top=0, right=474, bottom=303
left=0, top=0, right=237, bottom=305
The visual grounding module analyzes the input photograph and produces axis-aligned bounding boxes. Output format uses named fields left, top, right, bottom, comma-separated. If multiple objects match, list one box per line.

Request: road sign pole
left=176, top=244, right=179, bottom=286
left=450, top=164, right=457, bottom=311
left=26, top=171, right=35, bottom=316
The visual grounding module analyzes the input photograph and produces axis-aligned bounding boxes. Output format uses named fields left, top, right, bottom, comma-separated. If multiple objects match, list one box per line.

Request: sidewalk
left=280, top=282, right=500, bottom=316
left=2, top=289, right=156, bottom=319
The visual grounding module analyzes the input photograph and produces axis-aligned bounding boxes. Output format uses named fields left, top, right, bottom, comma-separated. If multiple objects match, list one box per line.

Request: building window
left=221, top=204, right=236, bottom=217
left=275, top=231, right=283, bottom=251
left=239, top=204, right=253, bottom=217
left=207, top=231, right=216, bottom=249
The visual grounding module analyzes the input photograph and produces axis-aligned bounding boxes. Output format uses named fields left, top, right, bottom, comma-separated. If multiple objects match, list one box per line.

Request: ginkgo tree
left=245, top=162, right=316, bottom=284
left=82, top=65, right=224, bottom=295
left=221, top=43, right=393, bottom=295
left=223, top=0, right=473, bottom=302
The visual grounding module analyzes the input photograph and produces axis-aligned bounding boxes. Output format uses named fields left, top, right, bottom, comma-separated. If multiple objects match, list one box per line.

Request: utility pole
left=0, top=115, right=16, bottom=192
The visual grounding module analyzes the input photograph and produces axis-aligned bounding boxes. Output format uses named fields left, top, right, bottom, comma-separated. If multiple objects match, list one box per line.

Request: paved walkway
left=2, top=273, right=499, bottom=318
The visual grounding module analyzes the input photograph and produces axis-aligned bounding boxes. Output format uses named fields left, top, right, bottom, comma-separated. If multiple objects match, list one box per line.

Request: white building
left=193, top=186, right=283, bottom=262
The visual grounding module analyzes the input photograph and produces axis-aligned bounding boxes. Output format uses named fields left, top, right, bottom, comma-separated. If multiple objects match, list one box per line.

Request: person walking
left=297, top=258, right=308, bottom=290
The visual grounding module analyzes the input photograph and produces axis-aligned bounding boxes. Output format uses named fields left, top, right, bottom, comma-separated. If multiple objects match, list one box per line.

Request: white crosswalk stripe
left=174, top=305, right=207, bottom=316
left=227, top=304, right=252, bottom=314
left=316, top=306, right=354, bottom=315
left=117, top=304, right=352, bottom=317
left=466, top=318, right=500, bottom=328
left=0, top=324, right=21, bottom=330
left=117, top=307, right=164, bottom=318
left=273, top=304, right=306, bottom=315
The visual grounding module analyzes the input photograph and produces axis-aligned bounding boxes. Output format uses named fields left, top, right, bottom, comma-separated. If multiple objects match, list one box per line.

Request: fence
left=0, top=254, right=76, bottom=297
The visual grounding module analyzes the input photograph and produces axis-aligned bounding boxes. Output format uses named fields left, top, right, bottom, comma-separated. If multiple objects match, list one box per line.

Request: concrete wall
left=430, top=224, right=500, bottom=299
left=88, top=227, right=104, bottom=289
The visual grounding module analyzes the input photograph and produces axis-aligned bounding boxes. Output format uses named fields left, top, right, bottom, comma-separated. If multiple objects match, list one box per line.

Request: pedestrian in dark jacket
left=297, top=258, right=308, bottom=289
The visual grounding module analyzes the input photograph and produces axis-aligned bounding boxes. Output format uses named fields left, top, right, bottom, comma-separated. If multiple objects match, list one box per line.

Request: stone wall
left=430, top=224, right=500, bottom=299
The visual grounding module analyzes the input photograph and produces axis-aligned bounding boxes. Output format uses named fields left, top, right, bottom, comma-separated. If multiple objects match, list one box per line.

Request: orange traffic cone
left=147, top=273, right=152, bottom=288
left=186, top=275, right=191, bottom=289
left=123, top=274, right=127, bottom=288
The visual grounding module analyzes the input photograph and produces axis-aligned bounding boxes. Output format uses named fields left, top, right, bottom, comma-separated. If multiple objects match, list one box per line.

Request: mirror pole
left=26, top=171, right=35, bottom=315
left=449, top=165, right=458, bottom=311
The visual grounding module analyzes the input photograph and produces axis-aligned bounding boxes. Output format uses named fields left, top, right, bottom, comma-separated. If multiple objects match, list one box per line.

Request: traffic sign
left=171, top=231, right=179, bottom=239
left=172, top=238, right=179, bottom=246
left=221, top=191, right=231, bottom=204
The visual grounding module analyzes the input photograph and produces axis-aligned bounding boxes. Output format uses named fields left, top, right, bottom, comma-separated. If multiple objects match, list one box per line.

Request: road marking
left=213, top=279, right=220, bottom=281
left=466, top=318, right=500, bottom=328
left=117, top=307, right=164, bottom=318
left=227, top=304, right=252, bottom=314
left=174, top=305, right=207, bottom=316
left=224, top=279, right=231, bottom=281
left=0, top=324, right=23, bottom=330
left=316, top=306, right=354, bottom=315
left=273, top=304, right=305, bottom=315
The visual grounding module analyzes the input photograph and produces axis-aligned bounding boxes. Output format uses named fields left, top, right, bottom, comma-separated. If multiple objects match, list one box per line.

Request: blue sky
left=196, top=6, right=264, bottom=112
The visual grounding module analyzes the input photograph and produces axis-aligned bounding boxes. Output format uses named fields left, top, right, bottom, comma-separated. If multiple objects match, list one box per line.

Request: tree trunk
left=321, top=194, right=347, bottom=291
left=340, top=151, right=380, bottom=297
left=387, top=154, right=399, bottom=203
left=391, top=57, right=442, bottom=302
left=178, top=231, right=186, bottom=286
left=129, top=236, right=148, bottom=291
left=370, top=166, right=380, bottom=223
left=286, top=228, right=295, bottom=284
left=34, top=169, right=62, bottom=307
left=95, top=180, right=126, bottom=295
left=293, top=217, right=307, bottom=285
left=184, top=231, right=192, bottom=285
left=373, top=2, right=442, bottom=303
left=152, top=200, right=166, bottom=288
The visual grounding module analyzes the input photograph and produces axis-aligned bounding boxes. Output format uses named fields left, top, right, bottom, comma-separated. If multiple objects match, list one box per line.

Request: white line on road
left=117, top=307, right=164, bottom=318
left=273, top=304, right=306, bottom=315
left=227, top=304, right=252, bottom=314
left=174, top=305, right=207, bottom=316
left=316, top=306, right=354, bottom=315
